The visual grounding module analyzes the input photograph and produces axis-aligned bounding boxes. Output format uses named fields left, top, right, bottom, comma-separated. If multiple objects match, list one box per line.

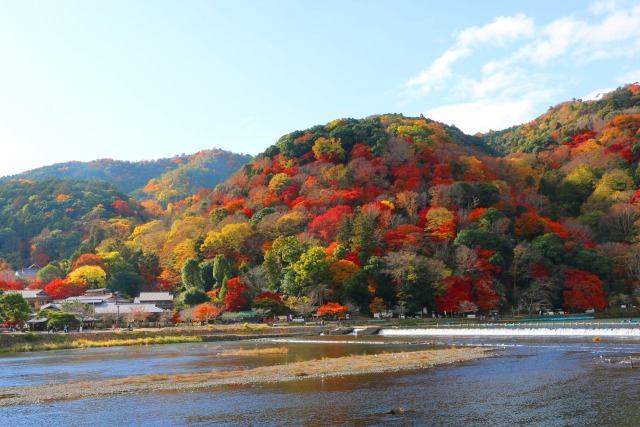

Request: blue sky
left=1, top=0, right=639, bottom=177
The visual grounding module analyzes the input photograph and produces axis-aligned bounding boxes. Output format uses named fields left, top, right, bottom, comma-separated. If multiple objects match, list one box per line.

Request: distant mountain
left=2, top=149, right=252, bottom=204
left=0, top=178, right=141, bottom=268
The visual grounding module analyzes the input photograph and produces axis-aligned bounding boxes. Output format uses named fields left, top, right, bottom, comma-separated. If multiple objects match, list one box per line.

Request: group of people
left=47, top=325, right=83, bottom=333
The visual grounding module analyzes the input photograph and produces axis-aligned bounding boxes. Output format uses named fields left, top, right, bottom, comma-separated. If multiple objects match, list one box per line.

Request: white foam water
left=379, top=327, right=640, bottom=337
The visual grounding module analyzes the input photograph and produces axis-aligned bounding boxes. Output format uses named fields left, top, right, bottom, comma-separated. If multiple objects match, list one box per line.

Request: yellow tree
left=312, top=137, right=345, bottom=162
left=329, top=259, right=361, bottom=285
left=424, top=206, right=456, bottom=242
left=67, top=265, right=107, bottom=289
left=268, top=173, right=290, bottom=194
left=201, top=222, right=253, bottom=255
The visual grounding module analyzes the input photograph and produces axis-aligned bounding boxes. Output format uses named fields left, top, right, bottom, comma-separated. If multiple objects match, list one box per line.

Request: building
left=134, top=292, right=174, bottom=310
left=7, top=290, right=52, bottom=311
left=14, top=264, right=41, bottom=282
left=93, top=302, right=164, bottom=326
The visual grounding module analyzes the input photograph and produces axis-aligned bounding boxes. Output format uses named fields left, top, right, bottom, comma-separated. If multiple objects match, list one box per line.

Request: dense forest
left=2, top=84, right=640, bottom=318
left=1, top=149, right=252, bottom=205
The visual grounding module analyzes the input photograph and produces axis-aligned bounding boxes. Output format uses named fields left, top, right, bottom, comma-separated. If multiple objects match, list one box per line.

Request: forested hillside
left=2, top=149, right=252, bottom=205
left=2, top=85, right=640, bottom=319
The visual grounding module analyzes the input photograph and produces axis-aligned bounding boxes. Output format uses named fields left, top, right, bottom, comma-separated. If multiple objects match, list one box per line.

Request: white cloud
left=423, top=90, right=553, bottom=134
left=526, top=3, right=640, bottom=65
left=405, top=1, right=640, bottom=134
left=583, top=88, right=613, bottom=100
left=617, top=69, right=640, bottom=84
left=458, top=13, right=535, bottom=47
left=589, top=0, right=618, bottom=15
left=473, top=70, right=520, bottom=98
left=405, top=14, right=534, bottom=94
left=405, top=47, right=470, bottom=94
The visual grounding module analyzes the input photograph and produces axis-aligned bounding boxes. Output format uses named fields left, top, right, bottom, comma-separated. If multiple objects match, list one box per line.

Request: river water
left=3, top=330, right=640, bottom=426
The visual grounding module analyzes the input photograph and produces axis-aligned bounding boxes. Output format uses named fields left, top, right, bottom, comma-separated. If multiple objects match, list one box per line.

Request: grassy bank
left=0, top=324, right=326, bottom=354
left=0, top=334, right=204, bottom=353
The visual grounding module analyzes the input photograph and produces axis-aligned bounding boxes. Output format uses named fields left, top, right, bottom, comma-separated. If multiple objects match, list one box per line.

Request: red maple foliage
left=224, top=277, right=249, bottom=312
left=309, top=205, right=353, bottom=242
left=436, top=276, right=474, bottom=313
left=563, top=269, right=607, bottom=311
left=72, top=253, right=107, bottom=272
left=254, top=291, right=283, bottom=302
left=44, top=279, right=86, bottom=300
left=193, top=303, right=224, bottom=323
left=317, top=302, right=348, bottom=317
left=0, top=280, right=24, bottom=291
left=112, top=200, right=133, bottom=216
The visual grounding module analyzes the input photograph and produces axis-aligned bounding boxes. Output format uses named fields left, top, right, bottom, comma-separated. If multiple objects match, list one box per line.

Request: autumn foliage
left=563, top=269, right=607, bottom=311
left=44, top=279, right=86, bottom=300
left=317, top=302, right=348, bottom=317
left=192, top=303, right=224, bottom=323
left=3, top=84, right=640, bottom=317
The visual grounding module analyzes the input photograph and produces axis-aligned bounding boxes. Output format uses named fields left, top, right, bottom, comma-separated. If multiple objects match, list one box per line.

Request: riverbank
left=0, top=346, right=493, bottom=407
left=0, top=324, right=328, bottom=353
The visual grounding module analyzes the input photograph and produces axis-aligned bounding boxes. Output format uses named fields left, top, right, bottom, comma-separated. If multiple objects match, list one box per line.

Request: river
left=2, top=329, right=640, bottom=426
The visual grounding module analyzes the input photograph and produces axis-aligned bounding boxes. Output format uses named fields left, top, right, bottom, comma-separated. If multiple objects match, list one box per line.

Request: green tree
left=293, top=246, right=331, bottom=291
left=263, top=236, right=305, bottom=291
left=199, top=259, right=216, bottom=292
left=181, top=258, right=204, bottom=291
left=37, top=263, right=65, bottom=283
left=212, top=254, right=233, bottom=288
left=531, top=233, right=566, bottom=262
left=181, top=257, right=207, bottom=306
left=0, top=292, right=32, bottom=323
left=40, top=309, right=80, bottom=329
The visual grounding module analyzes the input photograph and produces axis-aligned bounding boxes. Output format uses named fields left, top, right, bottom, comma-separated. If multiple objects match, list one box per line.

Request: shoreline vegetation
left=0, top=322, right=444, bottom=354
left=0, top=347, right=493, bottom=407
left=0, top=324, right=324, bottom=354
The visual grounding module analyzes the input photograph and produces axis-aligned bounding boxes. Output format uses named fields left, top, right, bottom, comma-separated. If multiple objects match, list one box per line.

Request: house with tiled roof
left=134, top=292, right=174, bottom=310
left=6, top=289, right=52, bottom=311
left=14, top=264, right=41, bottom=282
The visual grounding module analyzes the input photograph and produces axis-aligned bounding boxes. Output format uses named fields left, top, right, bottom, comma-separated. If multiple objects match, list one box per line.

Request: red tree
left=308, top=205, right=353, bottom=243
left=0, top=280, right=24, bottom=291
left=44, top=279, right=86, bottom=300
left=112, top=200, right=133, bottom=216
left=563, top=269, right=607, bottom=311
left=224, top=278, right=248, bottom=312
left=317, top=302, right=348, bottom=317
left=72, top=253, right=107, bottom=271
left=436, top=276, right=474, bottom=313
left=193, top=304, right=224, bottom=323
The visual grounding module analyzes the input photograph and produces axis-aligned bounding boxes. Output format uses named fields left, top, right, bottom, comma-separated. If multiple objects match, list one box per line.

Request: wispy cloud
left=404, top=1, right=640, bottom=133
left=617, top=69, right=640, bottom=84
left=405, top=13, right=534, bottom=94
left=424, top=90, right=553, bottom=133
left=525, top=3, right=640, bottom=64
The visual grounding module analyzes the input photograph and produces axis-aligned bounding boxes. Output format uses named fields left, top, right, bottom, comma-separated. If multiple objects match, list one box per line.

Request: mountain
left=2, top=149, right=252, bottom=204
left=2, top=85, right=640, bottom=319
left=0, top=178, right=142, bottom=268
left=482, top=84, right=640, bottom=155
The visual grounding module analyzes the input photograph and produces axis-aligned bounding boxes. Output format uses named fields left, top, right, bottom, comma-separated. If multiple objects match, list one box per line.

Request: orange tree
left=193, top=303, right=225, bottom=324
left=317, top=302, right=348, bottom=318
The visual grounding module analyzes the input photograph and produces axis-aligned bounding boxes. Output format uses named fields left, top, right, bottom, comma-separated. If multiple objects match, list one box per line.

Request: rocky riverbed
left=0, top=347, right=493, bottom=407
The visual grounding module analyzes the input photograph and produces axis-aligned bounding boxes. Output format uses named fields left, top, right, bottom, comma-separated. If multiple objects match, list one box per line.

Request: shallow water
left=3, top=336, right=640, bottom=426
